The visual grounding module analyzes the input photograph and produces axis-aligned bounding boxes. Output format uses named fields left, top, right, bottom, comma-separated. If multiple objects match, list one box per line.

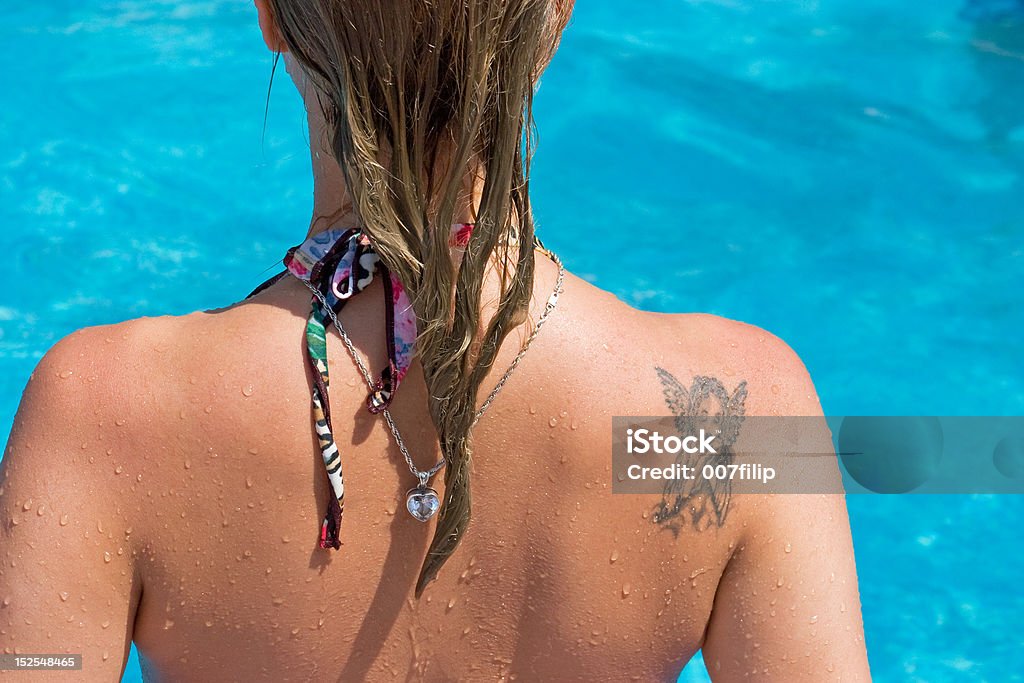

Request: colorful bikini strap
left=253, top=223, right=474, bottom=549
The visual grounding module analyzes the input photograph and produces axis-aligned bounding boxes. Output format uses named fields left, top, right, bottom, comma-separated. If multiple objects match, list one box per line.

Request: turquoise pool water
left=2, top=1, right=1022, bottom=680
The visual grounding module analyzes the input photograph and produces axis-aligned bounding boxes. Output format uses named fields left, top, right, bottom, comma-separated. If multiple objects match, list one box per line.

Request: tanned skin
left=1, top=257, right=869, bottom=681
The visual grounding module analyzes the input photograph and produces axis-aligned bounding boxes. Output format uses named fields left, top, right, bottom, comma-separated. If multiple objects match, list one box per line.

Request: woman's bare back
left=0, top=255, right=869, bottom=681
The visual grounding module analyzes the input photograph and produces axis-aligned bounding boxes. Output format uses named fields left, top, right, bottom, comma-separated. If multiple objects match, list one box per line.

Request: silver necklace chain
left=297, top=249, right=565, bottom=484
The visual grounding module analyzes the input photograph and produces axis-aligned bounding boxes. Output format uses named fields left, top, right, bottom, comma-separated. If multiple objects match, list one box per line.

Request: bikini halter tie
left=247, top=223, right=474, bottom=549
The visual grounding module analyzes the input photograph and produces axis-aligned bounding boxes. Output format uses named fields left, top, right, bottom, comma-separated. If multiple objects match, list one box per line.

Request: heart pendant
left=406, top=486, right=440, bottom=522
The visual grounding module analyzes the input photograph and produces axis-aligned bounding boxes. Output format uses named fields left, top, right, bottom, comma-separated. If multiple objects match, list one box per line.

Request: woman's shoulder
left=554, top=270, right=822, bottom=419
left=21, top=313, right=218, bottom=449
left=33, top=314, right=201, bottom=386
left=30, top=316, right=174, bottom=390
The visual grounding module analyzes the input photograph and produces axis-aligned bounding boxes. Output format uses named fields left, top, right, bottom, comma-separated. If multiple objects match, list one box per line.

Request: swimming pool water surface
left=1, top=1, right=1022, bottom=680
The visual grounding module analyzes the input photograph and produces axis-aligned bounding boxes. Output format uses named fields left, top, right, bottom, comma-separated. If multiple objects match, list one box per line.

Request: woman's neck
left=305, top=132, right=484, bottom=237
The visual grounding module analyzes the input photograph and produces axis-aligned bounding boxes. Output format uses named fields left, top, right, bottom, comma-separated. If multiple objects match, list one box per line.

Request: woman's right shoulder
left=555, top=272, right=822, bottom=419
left=654, top=311, right=823, bottom=417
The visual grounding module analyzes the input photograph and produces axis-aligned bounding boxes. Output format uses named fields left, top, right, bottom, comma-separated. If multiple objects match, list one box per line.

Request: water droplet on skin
left=184, top=461, right=191, bottom=470
left=115, top=419, right=126, bottom=427
left=217, top=370, right=225, bottom=377
left=809, top=615, right=818, bottom=624
left=281, top=537, right=290, bottom=544
left=103, top=552, right=111, bottom=563
left=462, top=627, right=471, bottom=636
left=59, top=515, right=69, bottom=526
left=101, top=620, right=110, bottom=629
left=248, top=448, right=259, bottom=455
left=1, top=597, right=9, bottom=607
left=188, top=376, right=197, bottom=385
left=58, top=592, right=69, bottom=602
left=776, top=577, right=784, bottom=587
left=105, top=449, right=113, bottom=456
left=245, top=477, right=253, bottom=489
left=570, top=419, right=579, bottom=430
left=241, top=385, right=255, bottom=397
left=102, top=651, right=109, bottom=661
left=528, top=406, right=536, bottom=415
left=548, top=417, right=558, bottom=428
left=35, top=505, right=45, bottom=516
left=447, top=598, right=456, bottom=611
left=164, top=619, right=174, bottom=630
left=204, top=406, right=213, bottom=414
left=784, top=543, right=792, bottom=553
left=204, top=620, right=213, bottom=628
left=178, top=410, right=187, bottom=420
left=136, top=474, right=143, bottom=482
left=58, top=370, right=73, bottom=379
left=21, top=500, right=32, bottom=511
left=610, top=550, right=619, bottom=563
left=272, top=598, right=284, bottom=606
left=621, top=584, right=631, bottom=598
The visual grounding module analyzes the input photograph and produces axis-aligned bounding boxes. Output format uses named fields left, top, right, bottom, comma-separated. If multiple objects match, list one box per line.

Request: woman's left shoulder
left=35, top=314, right=196, bottom=382
left=23, top=314, right=205, bottom=431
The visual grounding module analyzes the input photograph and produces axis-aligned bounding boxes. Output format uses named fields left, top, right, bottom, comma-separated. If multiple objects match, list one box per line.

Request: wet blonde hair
left=266, top=0, right=573, bottom=594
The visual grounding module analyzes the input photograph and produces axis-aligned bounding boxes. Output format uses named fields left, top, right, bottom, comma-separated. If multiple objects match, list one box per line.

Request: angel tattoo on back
left=651, top=367, right=749, bottom=535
